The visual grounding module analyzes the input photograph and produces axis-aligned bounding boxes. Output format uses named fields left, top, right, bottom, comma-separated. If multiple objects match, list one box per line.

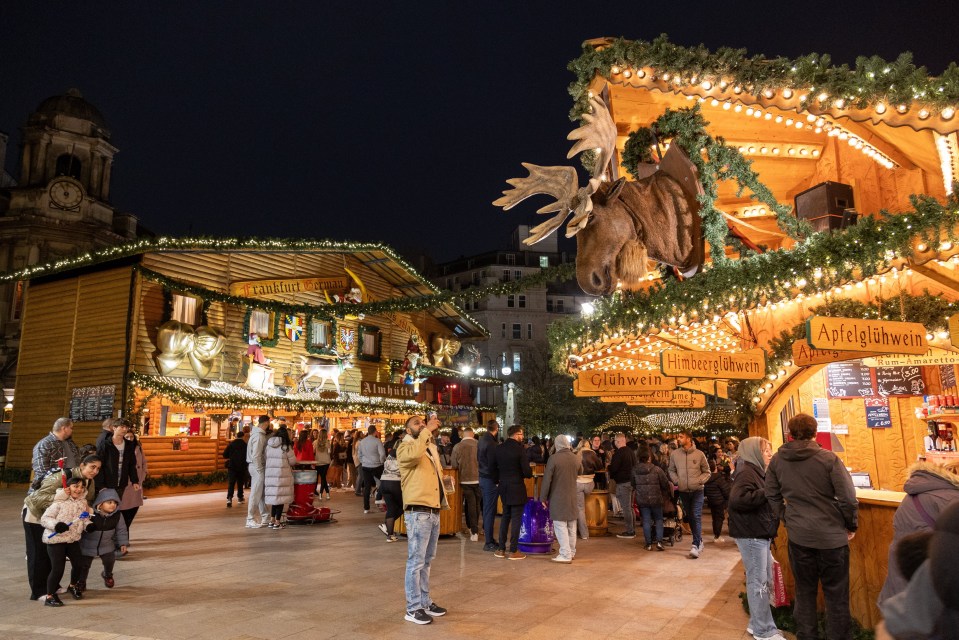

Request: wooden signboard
left=865, top=397, right=892, bottom=428
left=861, top=348, right=959, bottom=368
left=826, top=362, right=874, bottom=398
left=678, top=379, right=729, bottom=399
left=950, top=313, right=959, bottom=349
left=229, top=276, right=348, bottom=297
left=875, top=366, right=925, bottom=397
left=574, top=371, right=676, bottom=396
left=599, top=390, right=692, bottom=403
left=660, top=349, right=765, bottom=380
left=791, top=341, right=882, bottom=367
left=360, top=380, right=417, bottom=400
left=627, top=394, right=706, bottom=408
left=941, top=364, right=957, bottom=390
left=806, top=316, right=928, bottom=355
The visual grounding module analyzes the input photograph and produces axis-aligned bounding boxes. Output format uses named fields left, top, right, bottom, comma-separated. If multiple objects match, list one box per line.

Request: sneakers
left=386, top=534, right=399, bottom=543
left=493, top=549, right=507, bottom=558
left=245, top=521, right=267, bottom=528
left=483, top=542, right=498, bottom=552
left=551, top=555, right=572, bottom=563
left=469, top=533, right=478, bottom=542
left=378, top=523, right=389, bottom=536
left=363, top=509, right=371, bottom=514
left=689, top=544, right=701, bottom=559
left=67, top=584, right=83, bottom=600
left=656, top=541, right=665, bottom=551
left=405, top=609, right=432, bottom=625
left=616, top=532, right=636, bottom=539
left=644, top=544, right=653, bottom=551
left=226, top=500, right=232, bottom=508
left=714, top=535, right=725, bottom=543
left=237, top=498, right=245, bottom=503
left=754, top=634, right=787, bottom=640
left=508, top=551, right=527, bottom=560
left=102, top=571, right=115, bottom=589
left=44, top=594, right=64, bottom=607
left=375, top=499, right=385, bottom=505
left=425, top=603, right=447, bottom=617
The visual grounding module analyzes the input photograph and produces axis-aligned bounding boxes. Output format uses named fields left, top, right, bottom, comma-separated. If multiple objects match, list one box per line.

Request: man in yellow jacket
left=397, top=414, right=449, bottom=625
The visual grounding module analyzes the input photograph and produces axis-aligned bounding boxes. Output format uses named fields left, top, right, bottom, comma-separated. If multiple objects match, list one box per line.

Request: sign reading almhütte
left=660, top=349, right=766, bottom=380
left=791, top=341, right=883, bottom=367
left=806, top=316, right=928, bottom=355
left=627, top=393, right=706, bottom=409
left=229, top=276, right=349, bottom=297
left=575, top=371, right=676, bottom=395
left=599, top=390, right=692, bottom=403
left=360, top=380, right=417, bottom=400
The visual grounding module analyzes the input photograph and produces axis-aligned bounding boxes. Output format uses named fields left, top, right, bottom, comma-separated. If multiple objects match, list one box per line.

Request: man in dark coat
left=223, top=431, right=248, bottom=507
left=540, top=434, right=580, bottom=563
left=477, top=420, right=500, bottom=552
left=490, top=424, right=531, bottom=560
left=766, top=413, right=858, bottom=640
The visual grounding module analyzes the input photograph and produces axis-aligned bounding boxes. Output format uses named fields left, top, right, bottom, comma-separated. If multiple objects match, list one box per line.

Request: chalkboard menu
left=826, top=362, right=874, bottom=398
left=68, top=385, right=116, bottom=422
left=865, top=397, right=892, bottom=428
left=876, top=366, right=925, bottom=397
left=941, top=364, right=957, bottom=390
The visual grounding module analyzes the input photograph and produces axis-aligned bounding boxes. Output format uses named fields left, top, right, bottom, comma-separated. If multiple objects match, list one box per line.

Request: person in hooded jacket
left=632, top=445, right=672, bottom=551
left=878, top=459, right=959, bottom=604
left=729, top=437, right=785, bottom=640
left=78, top=488, right=129, bottom=594
left=540, top=435, right=580, bottom=563
left=766, top=413, right=858, bottom=640
left=264, top=425, right=297, bottom=529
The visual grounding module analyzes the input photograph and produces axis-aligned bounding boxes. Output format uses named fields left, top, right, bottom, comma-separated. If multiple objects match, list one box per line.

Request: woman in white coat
left=264, top=425, right=296, bottom=529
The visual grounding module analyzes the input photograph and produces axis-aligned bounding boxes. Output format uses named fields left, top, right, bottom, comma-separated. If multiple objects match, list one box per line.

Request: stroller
left=286, top=467, right=336, bottom=524
left=632, top=487, right=683, bottom=547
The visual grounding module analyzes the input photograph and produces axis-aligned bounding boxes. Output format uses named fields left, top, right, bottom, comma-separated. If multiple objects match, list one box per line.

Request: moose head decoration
left=493, top=95, right=704, bottom=295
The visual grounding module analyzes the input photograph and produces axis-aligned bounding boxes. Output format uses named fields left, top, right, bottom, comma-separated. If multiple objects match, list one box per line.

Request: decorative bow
left=155, top=320, right=226, bottom=380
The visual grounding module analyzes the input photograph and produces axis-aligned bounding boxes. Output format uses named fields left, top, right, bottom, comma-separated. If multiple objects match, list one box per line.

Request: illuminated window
left=172, top=294, right=201, bottom=325
left=11, top=280, right=24, bottom=321
left=250, top=310, right=274, bottom=338
left=310, top=319, right=332, bottom=348
left=539, top=256, right=549, bottom=268
left=358, top=325, right=381, bottom=361
left=512, top=352, right=522, bottom=372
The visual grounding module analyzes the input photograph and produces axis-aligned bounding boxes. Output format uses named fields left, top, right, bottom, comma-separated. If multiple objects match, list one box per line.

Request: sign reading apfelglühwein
left=791, top=341, right=883, bottom=367
left=360, top=380, right=417, bottom=400
left=574, top=371, right=676, bottom=396
left=660, top=349, right=766, bottom=380
left=806, top=316, right=928, bottom=355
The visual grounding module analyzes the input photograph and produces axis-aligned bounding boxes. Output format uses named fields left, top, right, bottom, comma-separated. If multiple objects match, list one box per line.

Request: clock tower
left=0, top=88, right=147, bottom=392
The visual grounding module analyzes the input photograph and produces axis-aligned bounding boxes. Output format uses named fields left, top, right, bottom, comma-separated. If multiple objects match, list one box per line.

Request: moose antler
left=493, top=96, right=617, bottom=244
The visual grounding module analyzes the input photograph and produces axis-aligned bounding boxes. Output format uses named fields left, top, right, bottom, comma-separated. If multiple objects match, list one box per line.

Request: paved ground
left=0, top=486, right=771, bottom=640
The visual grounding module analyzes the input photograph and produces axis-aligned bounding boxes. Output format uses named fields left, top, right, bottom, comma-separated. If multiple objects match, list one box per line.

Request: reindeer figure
left=493, top=95, right=703, bottom=295
left=296, top=355, right=353, bottom=394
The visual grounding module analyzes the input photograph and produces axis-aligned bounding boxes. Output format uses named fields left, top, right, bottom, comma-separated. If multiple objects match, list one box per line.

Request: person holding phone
left=396, top=413, right=449, bottom=625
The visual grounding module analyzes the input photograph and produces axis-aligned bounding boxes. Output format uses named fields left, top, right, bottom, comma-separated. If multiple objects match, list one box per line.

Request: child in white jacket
left=40, top=475, right=90, bottom=606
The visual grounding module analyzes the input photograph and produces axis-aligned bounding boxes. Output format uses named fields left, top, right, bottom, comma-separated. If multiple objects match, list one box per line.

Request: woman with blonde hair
left=313, top=428, right=331, bottom=500
left=329, top=431, right=346, bottom=490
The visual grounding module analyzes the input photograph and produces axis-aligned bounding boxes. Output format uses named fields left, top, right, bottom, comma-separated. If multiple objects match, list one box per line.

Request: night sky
left=3, top=3, right=959, bottom=263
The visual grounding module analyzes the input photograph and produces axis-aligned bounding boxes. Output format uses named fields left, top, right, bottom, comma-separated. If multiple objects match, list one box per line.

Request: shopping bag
left=771, top=559, right=789, bottom=607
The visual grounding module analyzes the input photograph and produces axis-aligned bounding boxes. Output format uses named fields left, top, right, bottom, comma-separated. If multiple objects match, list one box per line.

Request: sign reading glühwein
left=360, top=380, right=417, bottom=400
left=791, top=340, right=883, bottom=367
left=806, top=316, right=928, bottom=355
left=660, top=349, right=766, bottom=380
left=574, top=371, right=676, bottom=395
left=599, top=390, right=692, bottom=403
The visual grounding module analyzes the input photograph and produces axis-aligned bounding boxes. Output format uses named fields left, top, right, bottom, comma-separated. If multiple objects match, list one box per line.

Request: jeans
left=576, top=480, right=594, bottom=539
left=227, top=468, right=245, bottom=501
left=639, top=505, right=664, bottom=544
left=735, top=537, right=778, bottom=638
left=404, top=510, right=440, bottom=612
left=552, top=519, right=577, bottom=559
left=460, top=483, right=481, bottom=535
left=499, top=503, right=524, bottom=552
left=479, top=477, right=499, bottom=545
left=788, top=541, right=851, bottom=640
left=615, top=483, right=635, bottom=534
left=678, top=489, right=705, bottom=547
left=247, top=464, right=268, bottom=524
left=361, top=465, right=383, bottom=510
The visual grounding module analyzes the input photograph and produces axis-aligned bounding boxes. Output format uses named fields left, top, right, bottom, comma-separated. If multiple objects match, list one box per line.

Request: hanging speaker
left=794, top=181, right=855, bottom=233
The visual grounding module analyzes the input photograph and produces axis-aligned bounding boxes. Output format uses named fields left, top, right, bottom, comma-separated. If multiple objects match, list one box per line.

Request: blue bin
left=518, top=497, right=554, bottom=554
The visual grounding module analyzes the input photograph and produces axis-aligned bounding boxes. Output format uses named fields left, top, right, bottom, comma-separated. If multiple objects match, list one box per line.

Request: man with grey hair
left=29, top=417, right=73, bottom=493
left=541, top=434, right=580, bottom=563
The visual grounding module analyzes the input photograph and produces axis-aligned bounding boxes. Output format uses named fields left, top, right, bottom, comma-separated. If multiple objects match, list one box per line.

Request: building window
left=11, top=280, right=24, bottom=321
left=55, top=154, right=82, bottom=180
left=518, top=295, right=526, bottom=308
left=358, top=324, right=381, bottom=361
left=556, top=299, right=565, bottom=312
left=501, top=323, right=506, bottom=338
left=506, top=254, right=516, bottom=265
left=445, top=278, right=452, bottom=289
left=502, top=269, right=511, bottom=282
left=171, top=294, right=201, bottom=325
left=250, top=310, right=274, bottom=337
left=546, top=298, right=554, bottom=312
left=473, top=272, right=480, bottom=285
left=527, top=323, right=533, bottom=339
left=512, top=323, right=521, bottom=339
left=539, top=256, right=549, bottom=268
left=514, top=270, right=522, bottom=281
left=309, top=318, right=332, bottom=349
left=512, top=352, right=522, bottom=372
left=507, top=295, right=515, bottom=308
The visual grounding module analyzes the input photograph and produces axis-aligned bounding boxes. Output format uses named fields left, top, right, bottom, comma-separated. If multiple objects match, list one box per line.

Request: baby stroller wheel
left=675, top=528, right=683, bottom=542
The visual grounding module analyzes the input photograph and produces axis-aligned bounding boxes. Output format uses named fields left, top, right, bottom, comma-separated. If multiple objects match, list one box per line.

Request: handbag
left=771, top=558, right=789, bottom=607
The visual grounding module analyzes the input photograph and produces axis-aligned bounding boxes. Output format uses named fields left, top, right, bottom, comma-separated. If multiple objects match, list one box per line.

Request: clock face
left=49, top=178, right=83, bottom=209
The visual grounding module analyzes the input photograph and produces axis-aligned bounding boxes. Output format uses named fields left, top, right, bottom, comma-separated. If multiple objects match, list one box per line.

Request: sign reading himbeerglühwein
left=660, top=349, right=766, bottom=380
left=806, top=317, right=928, bottom=355
left=360, top=380, right=417, bottom=400
left=791, top=341, right=882, bottom=367
left=599, top=390, right=692, bottom=403
left=574, top=371, right=676, bottom=395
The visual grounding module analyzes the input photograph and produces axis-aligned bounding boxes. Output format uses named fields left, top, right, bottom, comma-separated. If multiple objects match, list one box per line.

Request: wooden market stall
left=4, top=239, right=496, bottom=488
left=500, top=36, right=959, bottom=629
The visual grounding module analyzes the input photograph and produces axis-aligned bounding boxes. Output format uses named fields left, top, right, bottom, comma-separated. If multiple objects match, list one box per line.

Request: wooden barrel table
left=395, top=468, right=462, bottom=536
left=585, top=489, right=609, bottom=537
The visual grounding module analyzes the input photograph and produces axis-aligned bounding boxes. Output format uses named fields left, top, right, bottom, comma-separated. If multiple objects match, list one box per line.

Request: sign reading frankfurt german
left=660, top=349, right=766, bottom=380
left=599, top=390, right=692, bottom=403
left=806, top=316, right=928, bottom=355
left=791, top=341, right=882, bottom=367
left=627, top=393, right=706, bottom=408
left=229, top=277, right=348, bottom=297
left=574, top=371, right=676, bottom=396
